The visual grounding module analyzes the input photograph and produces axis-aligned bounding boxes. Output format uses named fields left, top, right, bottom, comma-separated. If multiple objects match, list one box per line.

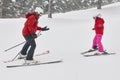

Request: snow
left=11, top=0, right=16, bottom=2
left=0, top=2, right=120, bottom=80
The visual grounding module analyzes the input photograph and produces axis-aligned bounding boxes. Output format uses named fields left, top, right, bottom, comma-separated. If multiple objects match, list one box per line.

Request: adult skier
left=19, top=7, right=49, bottom=63
left=91, top=13, right=108, bottom=54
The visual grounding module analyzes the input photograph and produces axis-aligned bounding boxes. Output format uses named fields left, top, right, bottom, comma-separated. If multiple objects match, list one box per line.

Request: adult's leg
left=21, top=35, right=32, bottom=55
left=26, top=39, right=36, bottom=60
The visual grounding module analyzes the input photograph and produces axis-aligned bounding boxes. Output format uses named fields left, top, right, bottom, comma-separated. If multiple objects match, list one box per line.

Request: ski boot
left=18, top=53, right=27, bottom=59
left=24, top=59, right=40, bottom=65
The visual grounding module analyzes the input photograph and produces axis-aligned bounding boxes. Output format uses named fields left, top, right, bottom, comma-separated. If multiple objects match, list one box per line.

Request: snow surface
left=0, top=2, right=120, bottom=80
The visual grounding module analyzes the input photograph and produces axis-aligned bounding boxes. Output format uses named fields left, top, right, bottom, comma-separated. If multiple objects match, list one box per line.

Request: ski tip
left=46, top=50, right=50, bottom=53
left=43, top=50, right=50, bottom=54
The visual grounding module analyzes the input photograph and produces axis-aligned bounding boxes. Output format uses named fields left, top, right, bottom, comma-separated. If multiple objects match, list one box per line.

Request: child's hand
left=92, top=28, right=95, bottom=30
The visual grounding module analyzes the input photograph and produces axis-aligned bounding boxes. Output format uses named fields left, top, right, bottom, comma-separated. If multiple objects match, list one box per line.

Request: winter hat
left=93, top=13, right=101, bottom=19
left=96, top=13, right=101, bottom=18
left=35, top=7, right=43, bottom=14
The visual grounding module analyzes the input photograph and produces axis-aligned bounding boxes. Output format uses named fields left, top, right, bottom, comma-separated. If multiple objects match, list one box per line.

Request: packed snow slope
left=0, top=2, right=120, bottom=80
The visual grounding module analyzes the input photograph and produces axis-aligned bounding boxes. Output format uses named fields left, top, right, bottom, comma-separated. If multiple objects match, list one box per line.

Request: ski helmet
left=35, top=7, right=43, bottom=14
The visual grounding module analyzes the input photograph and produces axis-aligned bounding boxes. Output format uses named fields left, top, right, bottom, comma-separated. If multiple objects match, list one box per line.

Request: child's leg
left=97, top=34, right=104, bottom=52
left=92, top=34, right=98, bottom=49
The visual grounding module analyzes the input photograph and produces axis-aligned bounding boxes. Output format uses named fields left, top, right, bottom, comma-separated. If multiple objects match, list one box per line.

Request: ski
left=6, top=60, right=62, bottom=68
left=3, top=50, right=49, bottom=63
left=83, top=53, right=116, bottom=57
left=81, top=49, right=97, bottom=55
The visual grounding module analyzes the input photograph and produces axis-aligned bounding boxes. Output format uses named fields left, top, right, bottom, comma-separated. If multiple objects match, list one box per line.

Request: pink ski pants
left=92, top=34, right=104, bottom=52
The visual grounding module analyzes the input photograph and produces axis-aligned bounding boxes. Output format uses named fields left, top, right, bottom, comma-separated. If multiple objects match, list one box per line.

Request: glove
left=31, top=33, right=37, bottom=38
left=42, top=26, right=49, bottom=31
left=92, top=28, right=95, bottom=30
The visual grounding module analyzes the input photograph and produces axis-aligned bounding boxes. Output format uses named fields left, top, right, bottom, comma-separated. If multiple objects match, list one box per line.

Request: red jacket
left=94, top=17, right=104, bottom=35
left=22, top=12, right=42, bottom=36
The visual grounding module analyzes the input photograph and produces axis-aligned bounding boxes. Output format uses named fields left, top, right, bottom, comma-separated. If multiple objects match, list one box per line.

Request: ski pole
left=8, top=39, right=34, bottom=62
left=4, top=41, right=26, bottom=52
left=4, top=31, right=42, bottom=52
left=6, top=31, right=42, bottom=61
left=11, top=51, right=21, bottom=62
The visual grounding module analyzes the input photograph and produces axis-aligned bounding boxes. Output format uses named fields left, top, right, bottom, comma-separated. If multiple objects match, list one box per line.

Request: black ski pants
left=21, top=35, right=36, bottom=60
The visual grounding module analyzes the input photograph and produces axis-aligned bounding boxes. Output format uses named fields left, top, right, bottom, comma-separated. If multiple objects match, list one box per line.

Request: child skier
left=19, top=7, right=49, bottom=63
left=91, top=13, right=108, bottom=54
